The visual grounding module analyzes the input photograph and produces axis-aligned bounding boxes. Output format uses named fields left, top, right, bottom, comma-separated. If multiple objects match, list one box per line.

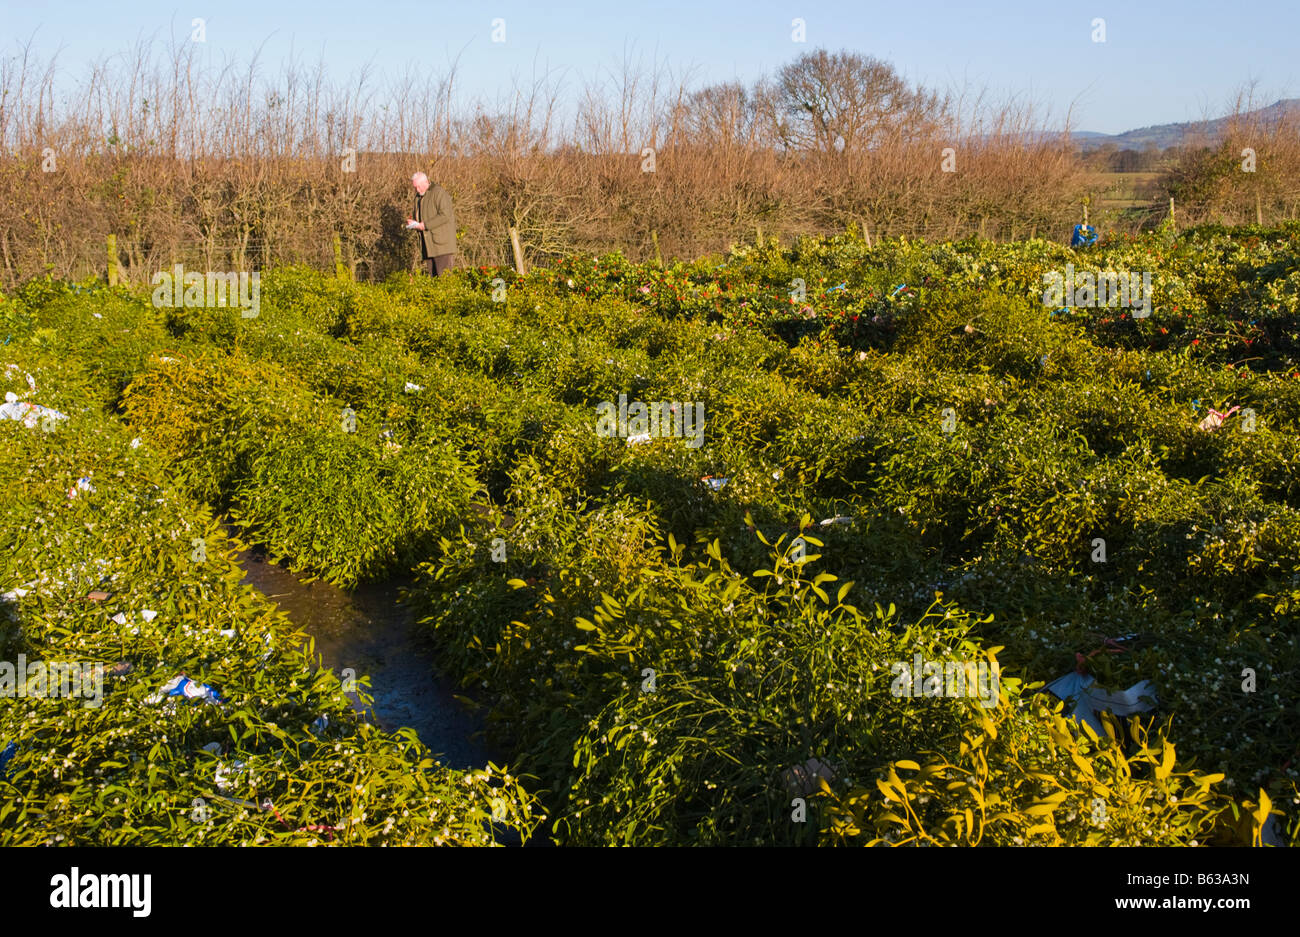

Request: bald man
left=406, top=173, right=457, bottom=276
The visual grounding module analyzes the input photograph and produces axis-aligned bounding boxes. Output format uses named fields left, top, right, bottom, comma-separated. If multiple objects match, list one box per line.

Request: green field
left=3, top=222, right=1299, bottom=845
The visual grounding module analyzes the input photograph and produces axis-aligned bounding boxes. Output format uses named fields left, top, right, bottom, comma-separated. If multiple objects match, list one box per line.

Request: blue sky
left=6, top=0, right=1298, bottom=134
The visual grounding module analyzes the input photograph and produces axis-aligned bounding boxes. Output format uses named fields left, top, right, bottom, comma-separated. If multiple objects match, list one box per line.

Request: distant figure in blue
left=1071, top=224, right=1098, bottom=247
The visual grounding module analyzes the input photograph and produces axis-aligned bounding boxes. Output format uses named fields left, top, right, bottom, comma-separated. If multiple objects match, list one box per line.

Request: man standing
left=407, top=172, right=456, bottom=276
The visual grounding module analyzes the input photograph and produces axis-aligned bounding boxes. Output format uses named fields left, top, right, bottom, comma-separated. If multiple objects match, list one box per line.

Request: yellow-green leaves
left=1252, top=789, right=1274, bottom=845
left=1155, top=740, right=1176, bottom=781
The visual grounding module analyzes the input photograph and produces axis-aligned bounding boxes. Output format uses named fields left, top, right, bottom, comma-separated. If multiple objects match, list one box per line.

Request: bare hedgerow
left=5, top=36, right=1292, bottom=286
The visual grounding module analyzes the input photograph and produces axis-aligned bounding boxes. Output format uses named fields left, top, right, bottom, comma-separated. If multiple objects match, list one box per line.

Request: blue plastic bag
left=149, top=674, right=223, bottom=705
left=1045, top=671, right=1157, bottom=736
left=1071, top=224, right=1098, bottom=248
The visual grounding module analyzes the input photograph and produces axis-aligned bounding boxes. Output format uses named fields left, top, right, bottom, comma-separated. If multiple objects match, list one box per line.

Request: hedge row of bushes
left=0, top=321, right=537, bottom=844
left=3, top=222, right=1297, bottom=844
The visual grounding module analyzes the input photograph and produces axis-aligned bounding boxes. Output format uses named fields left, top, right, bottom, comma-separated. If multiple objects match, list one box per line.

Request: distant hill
left=1069, top=99, right=1300, bottom=151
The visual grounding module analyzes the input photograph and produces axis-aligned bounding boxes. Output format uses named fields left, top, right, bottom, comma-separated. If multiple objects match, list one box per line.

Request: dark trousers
left=424, top=254, right=455, bottom=276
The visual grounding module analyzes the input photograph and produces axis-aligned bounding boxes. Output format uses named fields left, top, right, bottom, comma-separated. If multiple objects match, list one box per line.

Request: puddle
left=234, top=544, right=498, bottom=771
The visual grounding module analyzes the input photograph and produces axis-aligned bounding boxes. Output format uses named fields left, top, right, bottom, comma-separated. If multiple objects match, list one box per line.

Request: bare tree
left=774, top=49, right=947, bottom=154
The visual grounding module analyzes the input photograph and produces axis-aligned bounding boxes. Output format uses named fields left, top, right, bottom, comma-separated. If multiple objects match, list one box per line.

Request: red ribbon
left=1075, top=636, right=1130, bottom=674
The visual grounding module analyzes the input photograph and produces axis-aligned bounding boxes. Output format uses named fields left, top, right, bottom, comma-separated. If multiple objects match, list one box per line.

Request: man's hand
left=405, top=219, right=425, bottom=230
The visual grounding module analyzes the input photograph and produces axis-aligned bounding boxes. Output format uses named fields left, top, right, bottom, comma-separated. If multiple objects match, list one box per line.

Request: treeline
left=0, top=39, right=1297, bottom=287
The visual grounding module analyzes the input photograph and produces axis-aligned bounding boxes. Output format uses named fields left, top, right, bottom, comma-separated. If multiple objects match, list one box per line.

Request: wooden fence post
left=1256, top=191, right=1263, bottom=226
left=333, top=232, right=349, bottom=279
left=508, top=226, right=526, bottom=275
left=107, top=234, right=118, bottom=286
left=651, top=229, right=663, bottom=268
